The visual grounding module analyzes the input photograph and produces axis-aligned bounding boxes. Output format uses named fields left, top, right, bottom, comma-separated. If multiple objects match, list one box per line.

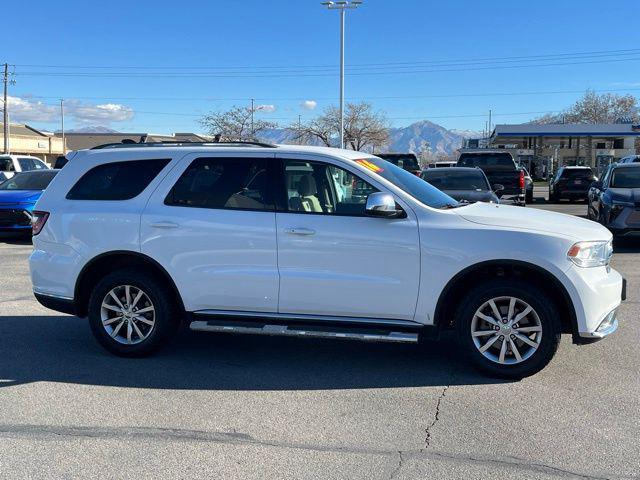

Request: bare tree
left=534, top=90, right=639, bottom=124
left=290, top=102, right=389, bottom=151
left=200, top=106, right=277, bottom=141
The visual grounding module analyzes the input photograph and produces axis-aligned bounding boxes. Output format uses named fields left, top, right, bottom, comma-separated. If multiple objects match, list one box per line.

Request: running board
left=189, top=319, right=419, bottom=344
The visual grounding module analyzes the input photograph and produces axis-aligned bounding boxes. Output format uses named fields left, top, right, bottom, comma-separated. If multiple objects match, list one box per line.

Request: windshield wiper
left=439, top=200, right=470, bottom=209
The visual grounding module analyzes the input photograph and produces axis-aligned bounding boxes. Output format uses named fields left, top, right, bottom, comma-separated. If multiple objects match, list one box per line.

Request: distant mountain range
left=259, top=120, right=481, bottom=156
left=61, top=122, right=481, bottom=156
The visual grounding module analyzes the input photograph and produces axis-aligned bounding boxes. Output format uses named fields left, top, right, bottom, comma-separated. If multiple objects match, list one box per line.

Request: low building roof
left=493, top=123, right=640, bottom=137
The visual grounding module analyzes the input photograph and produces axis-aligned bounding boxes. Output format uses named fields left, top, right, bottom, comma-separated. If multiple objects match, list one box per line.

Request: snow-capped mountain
left=258, top=120, right=474, bottom=155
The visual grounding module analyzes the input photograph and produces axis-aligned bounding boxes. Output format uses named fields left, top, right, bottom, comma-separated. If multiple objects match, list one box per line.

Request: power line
left=13, top=47, right=640, bottom=70
left=13, top=55, right=640, bottom=78
left=16, top=87, right=640, bottom=103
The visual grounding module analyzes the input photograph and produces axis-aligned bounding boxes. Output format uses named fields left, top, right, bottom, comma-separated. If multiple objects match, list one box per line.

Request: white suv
left=29, top=143, right=625, bottom=378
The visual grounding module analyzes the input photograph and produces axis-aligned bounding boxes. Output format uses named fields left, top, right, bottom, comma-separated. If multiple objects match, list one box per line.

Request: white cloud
left=301, top=100, right=317, bottom=110
left=7, top=96, right=58, bottom=122
left=256, top=104, right=276, bottom=113
left=5, top=95, right=134, bottom=126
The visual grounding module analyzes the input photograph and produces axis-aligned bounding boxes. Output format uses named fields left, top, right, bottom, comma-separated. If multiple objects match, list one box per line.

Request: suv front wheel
left=455, top=280, right=561, bottom=379
left=88, top=269, right=179, bottom=357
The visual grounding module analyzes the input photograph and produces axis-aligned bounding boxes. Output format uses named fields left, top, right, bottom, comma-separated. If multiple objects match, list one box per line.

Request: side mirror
left=365, top=192, right=405, bottom=218
left=591, top=181, right=603, bottom=190
left=492, top=183, right=505, bottom=193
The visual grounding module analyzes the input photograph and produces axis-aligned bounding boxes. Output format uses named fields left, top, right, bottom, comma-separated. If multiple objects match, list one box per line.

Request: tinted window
left=560, top=168, right=594, bottom=180
left=0, top=171, right=58, bottom=190
left=67, top=159, right=169, bottom=200
left=611, top=168, right=640, bottom=188
left=421, top=170, right=489, bottom=191
left=0, top=157, right=15, bottom=172
left=376, top=154, right=419, bottom=170
left=458, top=153, right=515, bottom=169
left=18, top=157, right=37, bottom=171
left=166, top=157, right=269, bottom=210
left=283, top=160, right=377, bottom=215
left=356, top=157, right=458, bottom=208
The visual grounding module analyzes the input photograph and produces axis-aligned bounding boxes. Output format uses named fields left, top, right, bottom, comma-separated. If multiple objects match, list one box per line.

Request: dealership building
left=462, top=123, right=640, bottom=178
left=0, top=123, right=66, bottom=165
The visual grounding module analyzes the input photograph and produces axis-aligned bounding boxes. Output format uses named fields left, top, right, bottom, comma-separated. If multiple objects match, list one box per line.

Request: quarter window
left=283, top=160, right=377, bottom=215
left=66, top=159, right=170, bottom=200
left=165, top=157, right=270, bottom=210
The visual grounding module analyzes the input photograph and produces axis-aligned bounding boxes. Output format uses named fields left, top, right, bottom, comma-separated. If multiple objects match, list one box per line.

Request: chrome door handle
left=284, top=227, right=316, bottom=236
left=151, top=221, right=179, bottom=229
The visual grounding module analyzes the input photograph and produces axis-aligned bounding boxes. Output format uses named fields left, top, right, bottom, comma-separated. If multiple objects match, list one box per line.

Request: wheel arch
left=433, top=260, right=577, bottom=336
left=74, top=250, right=185, bottom=318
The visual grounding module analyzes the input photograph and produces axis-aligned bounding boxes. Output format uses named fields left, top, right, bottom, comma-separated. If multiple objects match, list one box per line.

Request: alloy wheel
left=470, top=296, right=542, bottom=365
left=100, top=285, right=156, bottom=345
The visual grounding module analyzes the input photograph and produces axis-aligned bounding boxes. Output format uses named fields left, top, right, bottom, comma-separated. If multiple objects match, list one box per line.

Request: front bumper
left=562, top=264, right=624, bottom=342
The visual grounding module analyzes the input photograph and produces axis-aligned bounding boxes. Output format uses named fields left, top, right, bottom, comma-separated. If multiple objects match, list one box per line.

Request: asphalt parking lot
left=0, top=191, right=638, bottom=479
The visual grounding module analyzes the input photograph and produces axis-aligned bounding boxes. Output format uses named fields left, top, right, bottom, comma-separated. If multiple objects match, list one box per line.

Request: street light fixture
left=321, top=0, right=363, bottom=149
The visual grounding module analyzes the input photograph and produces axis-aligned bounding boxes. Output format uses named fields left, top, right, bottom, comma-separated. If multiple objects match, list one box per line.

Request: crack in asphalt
left=423, top=384, right=449, bottom=450
left=0, top=424, right=623, bottom=479
left=388, top=451, right=403, bottom=480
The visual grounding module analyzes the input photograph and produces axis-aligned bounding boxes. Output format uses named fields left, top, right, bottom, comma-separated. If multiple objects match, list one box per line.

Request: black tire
left=549, top=191, right=559, bottom=203
left=455, top=279, right=561, bottom=379
left=525, top=190, right=533, bottom=204
left=88, top=268, right=180, bottom=357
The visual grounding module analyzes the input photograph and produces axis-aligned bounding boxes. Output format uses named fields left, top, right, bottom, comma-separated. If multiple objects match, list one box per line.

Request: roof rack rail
left=91, top=140, right=277, bottom=150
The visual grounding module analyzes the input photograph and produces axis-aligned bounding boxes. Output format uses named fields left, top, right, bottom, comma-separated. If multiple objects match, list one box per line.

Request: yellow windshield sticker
left=356, top=159, right=383, bottom=173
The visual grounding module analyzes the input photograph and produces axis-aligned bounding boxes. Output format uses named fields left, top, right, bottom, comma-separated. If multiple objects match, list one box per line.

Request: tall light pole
left=321, top=1, right=363, bottom=149
left=60, top=99, right=65, bottom=154
left=3, top=63, right=9, bottom=154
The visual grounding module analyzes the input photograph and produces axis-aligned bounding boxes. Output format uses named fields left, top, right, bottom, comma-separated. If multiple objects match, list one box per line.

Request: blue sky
left=5, top=0, right=640, bottom=133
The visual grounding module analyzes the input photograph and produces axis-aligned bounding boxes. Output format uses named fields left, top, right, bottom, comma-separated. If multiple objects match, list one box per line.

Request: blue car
left=0, top=170, right=59, bottom=233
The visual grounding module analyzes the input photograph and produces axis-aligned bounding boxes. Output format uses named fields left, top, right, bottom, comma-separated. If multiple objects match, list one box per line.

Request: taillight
left=32, top=211, right=49, bottom=236
left=519, top=170, right=525, bottom=190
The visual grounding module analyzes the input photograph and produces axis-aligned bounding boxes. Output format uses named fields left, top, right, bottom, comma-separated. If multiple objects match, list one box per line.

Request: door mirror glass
left=492, top=183, right=505, bottom=193
left=591, top=181, right=603, bottom=190
left=365, top=192, right=404, bottom=218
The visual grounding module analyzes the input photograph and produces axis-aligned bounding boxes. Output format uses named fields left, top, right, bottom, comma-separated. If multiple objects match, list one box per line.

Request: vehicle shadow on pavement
left=613, top=237, right=640, bottom=254
left=0, top=315, right=505, bottom=390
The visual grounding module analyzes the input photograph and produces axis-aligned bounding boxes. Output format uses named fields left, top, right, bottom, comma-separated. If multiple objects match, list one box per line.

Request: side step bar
left=189, top=319, right=419, bottom=344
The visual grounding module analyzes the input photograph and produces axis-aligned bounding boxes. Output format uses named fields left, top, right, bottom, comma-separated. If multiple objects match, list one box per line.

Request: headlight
left=567, top=240, right=613, bottom=267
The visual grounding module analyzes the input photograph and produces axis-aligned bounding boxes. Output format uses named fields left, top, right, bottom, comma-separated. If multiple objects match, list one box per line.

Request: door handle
left=151, top=221, right=179, bottom=229
left=284, top=227, right=316, bottom=236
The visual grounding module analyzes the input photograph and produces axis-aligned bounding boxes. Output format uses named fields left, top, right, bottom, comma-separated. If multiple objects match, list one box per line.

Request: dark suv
left=549, top=166, right=597, bottom=203
left=375, top=153, right=421, bottom=176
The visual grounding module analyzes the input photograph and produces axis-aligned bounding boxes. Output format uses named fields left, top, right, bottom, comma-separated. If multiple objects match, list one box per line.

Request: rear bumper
left=34, top=292, right=77, bottom=316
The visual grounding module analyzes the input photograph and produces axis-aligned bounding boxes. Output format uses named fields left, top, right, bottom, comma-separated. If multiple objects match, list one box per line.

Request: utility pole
left=321, top=1, right=363, bottom=149
left=3, top=63, right=8, bottom=154
left=297, top=114, right=302, bottom=145
left=488, top=109, right=492, bottom=138
left=60, top=99, right=65, bottom=154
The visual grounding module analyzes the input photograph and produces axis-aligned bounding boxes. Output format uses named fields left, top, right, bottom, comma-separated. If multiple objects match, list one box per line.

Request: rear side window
left=165, top=157, right=270, bottom=210
left=66, top=159, right=170, bottom=200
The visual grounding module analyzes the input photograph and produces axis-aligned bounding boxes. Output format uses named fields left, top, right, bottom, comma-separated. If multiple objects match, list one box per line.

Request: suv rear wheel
left=88, top=269, right=179, bottom=357
left=455, top=279, right=561, bottom=379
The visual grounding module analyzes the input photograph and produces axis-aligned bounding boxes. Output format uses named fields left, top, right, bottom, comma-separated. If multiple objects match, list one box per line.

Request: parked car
left=0, top=154, right=50, bottom=180
left=619, top=155, right=640, bottom=164
left=521, top=167, right=534, bottom=204
left=0, top=170, right=59, bottom=233
left=588, top=163, right=640, bottom=236
left=30, top=143, right=624, bottom=378
left=456, top=151, right=526, bottom=204
left=549, top=166, right=597, bottom=203
left=426, top=161, right=457, bottom=169
left=374, top=153, right=421, bottom=176
left=420, top=167, right=500, bottom=203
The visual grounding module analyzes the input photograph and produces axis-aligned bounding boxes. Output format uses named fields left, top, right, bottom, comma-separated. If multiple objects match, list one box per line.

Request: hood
left=444, top=190, right=498, bottom=204
left=455, top=202, right=611, bottom=241
left=0, top=190, right=42, bottom=204
left=608, top=188, right=640, bottom=204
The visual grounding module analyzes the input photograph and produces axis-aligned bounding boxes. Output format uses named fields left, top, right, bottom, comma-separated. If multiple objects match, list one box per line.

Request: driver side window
left=283, top=160, right=377, bottom=216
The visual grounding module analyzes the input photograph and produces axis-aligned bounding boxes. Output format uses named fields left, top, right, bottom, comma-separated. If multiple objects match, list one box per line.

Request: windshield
left=611, top=168, right=640, bottom=188
left=421, top=170, right=489, bottom=191
left=458, top=153, right=515, bottom=169
left=0, top=171, right=58, bottom=190
left=359, top=158, right=459, bottom=208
